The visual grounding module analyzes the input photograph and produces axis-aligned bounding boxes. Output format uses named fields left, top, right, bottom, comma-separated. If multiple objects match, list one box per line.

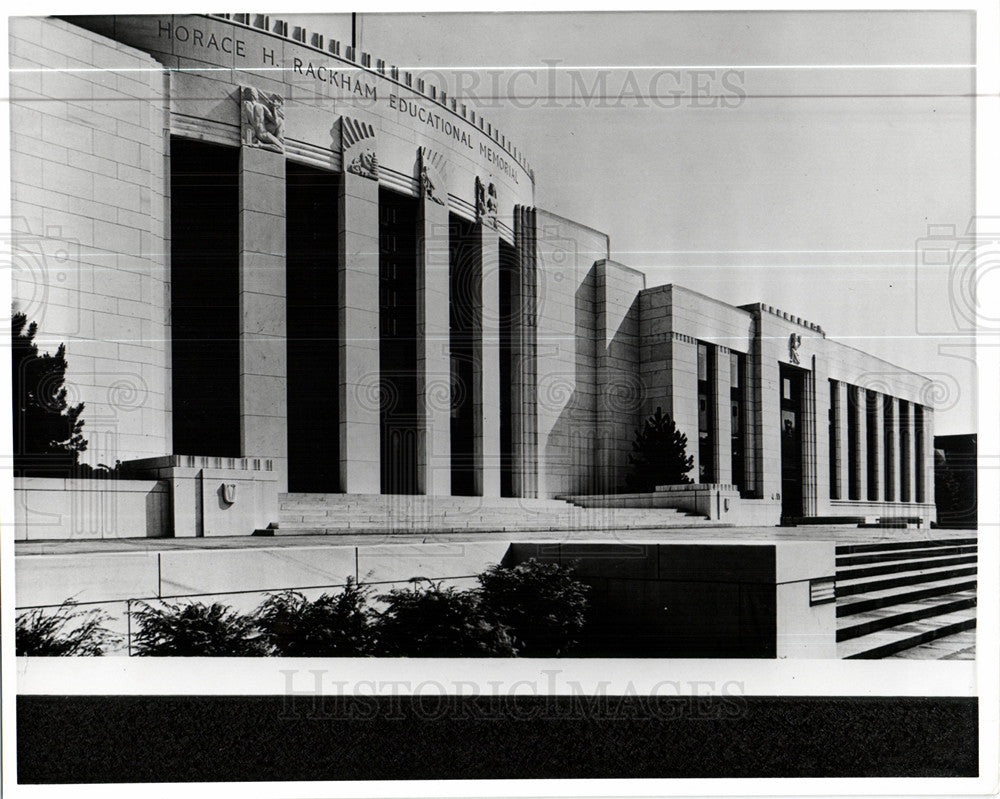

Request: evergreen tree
left=625, top=406, right=694, bottom=491
left=12, top=311, right=87, bottom=474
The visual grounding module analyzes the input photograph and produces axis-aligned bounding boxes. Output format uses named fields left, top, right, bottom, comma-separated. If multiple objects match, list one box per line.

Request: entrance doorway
left=779, top=364, right=804, bottom=520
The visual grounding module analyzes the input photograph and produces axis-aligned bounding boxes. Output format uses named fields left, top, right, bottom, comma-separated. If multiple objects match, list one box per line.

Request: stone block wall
left=593, top=260, right=645, bottom=492
left=533, top=209, right=609, bottom=497
left=10, top=18, right=172, bottom=466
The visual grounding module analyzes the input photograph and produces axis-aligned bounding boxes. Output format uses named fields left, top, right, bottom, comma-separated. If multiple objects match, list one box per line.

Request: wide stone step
left=835, top=537, right=978, bottom=555
left=836, top=544, right=977, bottom=567
left=837, top=592, right=977, bottom=642
left=835, top=554, right=977, bottom=582
left=835, top=564, right=978, bottom=597
left=837, top=608, right=977, bottom=659
left=837, top=576, right=978, bottom=617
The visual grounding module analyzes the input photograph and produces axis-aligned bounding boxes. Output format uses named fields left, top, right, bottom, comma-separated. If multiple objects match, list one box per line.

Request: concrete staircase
left=835, top=537, right=978, bottom=659
left=276, top=493, right=719, bottom=536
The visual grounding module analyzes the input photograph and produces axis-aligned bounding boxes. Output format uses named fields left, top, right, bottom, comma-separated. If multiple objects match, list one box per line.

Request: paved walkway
left=16, top=525, right=977, bottom=557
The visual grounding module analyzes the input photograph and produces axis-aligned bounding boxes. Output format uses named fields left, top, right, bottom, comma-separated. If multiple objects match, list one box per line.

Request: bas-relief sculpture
left=240, top=86, right=285, bottom=152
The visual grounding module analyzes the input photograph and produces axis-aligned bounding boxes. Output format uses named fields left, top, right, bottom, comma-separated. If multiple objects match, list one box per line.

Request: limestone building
left=10, top=14, right=937, bottom=534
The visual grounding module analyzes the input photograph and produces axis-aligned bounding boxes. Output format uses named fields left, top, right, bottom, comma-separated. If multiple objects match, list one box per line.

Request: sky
left=291, top=10, right=977, bottom=434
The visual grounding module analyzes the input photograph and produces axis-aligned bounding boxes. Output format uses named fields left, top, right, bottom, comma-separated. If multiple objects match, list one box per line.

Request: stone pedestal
left=239, top=146, right=288, bottom=490
left=337, top=172, right=381, bottom=493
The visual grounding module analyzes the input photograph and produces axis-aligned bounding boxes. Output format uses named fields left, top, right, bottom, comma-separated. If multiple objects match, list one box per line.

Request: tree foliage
left=478, top=558, right=589, bottom=657
left=131, top=601, right=268, bottom=656
left=15, top=601, right=120, bottom=656
left=625, top=406, right=694, bottom=491
left=373, top=579, right=516, bottom=657
left=12, top=311, right=87, bottom=474
left=255, top=579, right=377, bottom=656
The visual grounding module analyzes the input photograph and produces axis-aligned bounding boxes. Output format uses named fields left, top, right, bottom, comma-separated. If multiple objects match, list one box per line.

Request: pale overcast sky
left=290, top=10, right=976, bottom=434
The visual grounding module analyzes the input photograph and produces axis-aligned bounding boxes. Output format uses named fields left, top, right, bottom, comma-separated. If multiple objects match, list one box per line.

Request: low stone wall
left=16, top=538, right=836, bottom=658
left=560, top=484, right=782, bottom=526
left=828, top=500, right=936, bottom=528
left=14, top=478, right=171, bottom=541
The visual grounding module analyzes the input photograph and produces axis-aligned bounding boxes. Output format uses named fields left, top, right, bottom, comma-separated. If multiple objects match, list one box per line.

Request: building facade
left=11, top=14, right=936, bottom=532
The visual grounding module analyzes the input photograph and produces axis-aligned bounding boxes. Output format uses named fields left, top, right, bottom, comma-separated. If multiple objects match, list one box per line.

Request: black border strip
left=17, top=695, right=977, bottom=782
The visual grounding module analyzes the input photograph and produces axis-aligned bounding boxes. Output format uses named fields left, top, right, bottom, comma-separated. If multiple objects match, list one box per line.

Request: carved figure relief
left=789, top=333, right=802, bottom=365
left=240, top=86, right=284, bottom=152
left=475, top=176, right=498, bottom=228
left=347, top=148, right=379, bottom=180
left=419, top=147, right=447, bottom=205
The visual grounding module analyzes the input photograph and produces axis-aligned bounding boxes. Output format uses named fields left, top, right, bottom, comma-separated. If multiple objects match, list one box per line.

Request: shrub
left=374, top=580, right=516, bottom=657
left=625, top=406, right=694, bottom=491
left=15, top=601, right=120, bottom=656
left=478, top=559, right=590, bottom=657
left=255, top=579, right=376, bottom=656
left=131, top=601, right=267, bottom=656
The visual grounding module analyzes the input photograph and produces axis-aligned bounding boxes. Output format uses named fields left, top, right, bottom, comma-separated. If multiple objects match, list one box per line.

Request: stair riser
left=837, top=580, right=978, bottom=618
left=844, top=618, right=976, bottom=660
left=836, top=545, right=978, bottom=567
left=837, top=596, right=977, bottom=642
left=836, top=555, right=977, bottom=582
left=836, top=566, right=978, bottom=598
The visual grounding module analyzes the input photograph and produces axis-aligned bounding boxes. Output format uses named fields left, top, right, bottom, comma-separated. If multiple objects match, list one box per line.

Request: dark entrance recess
left=449, top=214, right=479, bottom=496
left=286, top=163, right=340, bottom=493
left=498, top=238, right=517, bottom=497
left=169, top=137, right=240, bottom=457
left=779, top=363, right=804, bottom=520
left=379, top=188, right=419, bottom=494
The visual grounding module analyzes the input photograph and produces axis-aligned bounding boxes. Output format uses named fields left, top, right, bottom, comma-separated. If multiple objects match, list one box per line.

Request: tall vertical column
left=416, top=151, right=452, bottom=496
left=512, top=206, right=538, bottom=498
left=869, top=392, right=884, bottom=502
left=800, top=367, right=819, bottom=517
left=852, top=385, right=867, bottom=501
left=834, top=381, right=850, bottom=500
left=337, top=164, right=381, bottom=494
left=477, top=223, right=502, bottom=497
left=811, top=358, right=830, bottom=514
left=713, top=347, right=733, bottom=485
left=902, top=399, right=916, bottom=503
left=922, top=406, right=935, bottom=512
left=238, top=140, right=288, bottom=489
left=883, top=394, right=896, bottom=503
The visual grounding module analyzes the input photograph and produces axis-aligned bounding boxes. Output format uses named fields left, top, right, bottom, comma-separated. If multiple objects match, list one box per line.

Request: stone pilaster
left=337, top=170, right=381, bottom=493
left=238, top=145, right=288, bottom=489
left=902, top=399, right=916, bottom=503
left=852, top=385, right=867, bottom=501
left=713, top=347, right=733, bottom=485
left=834, top=381, right=850, bottom=500
left=803, top=358, right=827, bottom=517
left=416, top=179, right=452, bottom=496
left=512, top=206, right=538, bottom=498
left=882, top=394, right=895, bottom=502
left=477, top=224, right=502, bottom=497
left=921, top=406, right=935, bottom=510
